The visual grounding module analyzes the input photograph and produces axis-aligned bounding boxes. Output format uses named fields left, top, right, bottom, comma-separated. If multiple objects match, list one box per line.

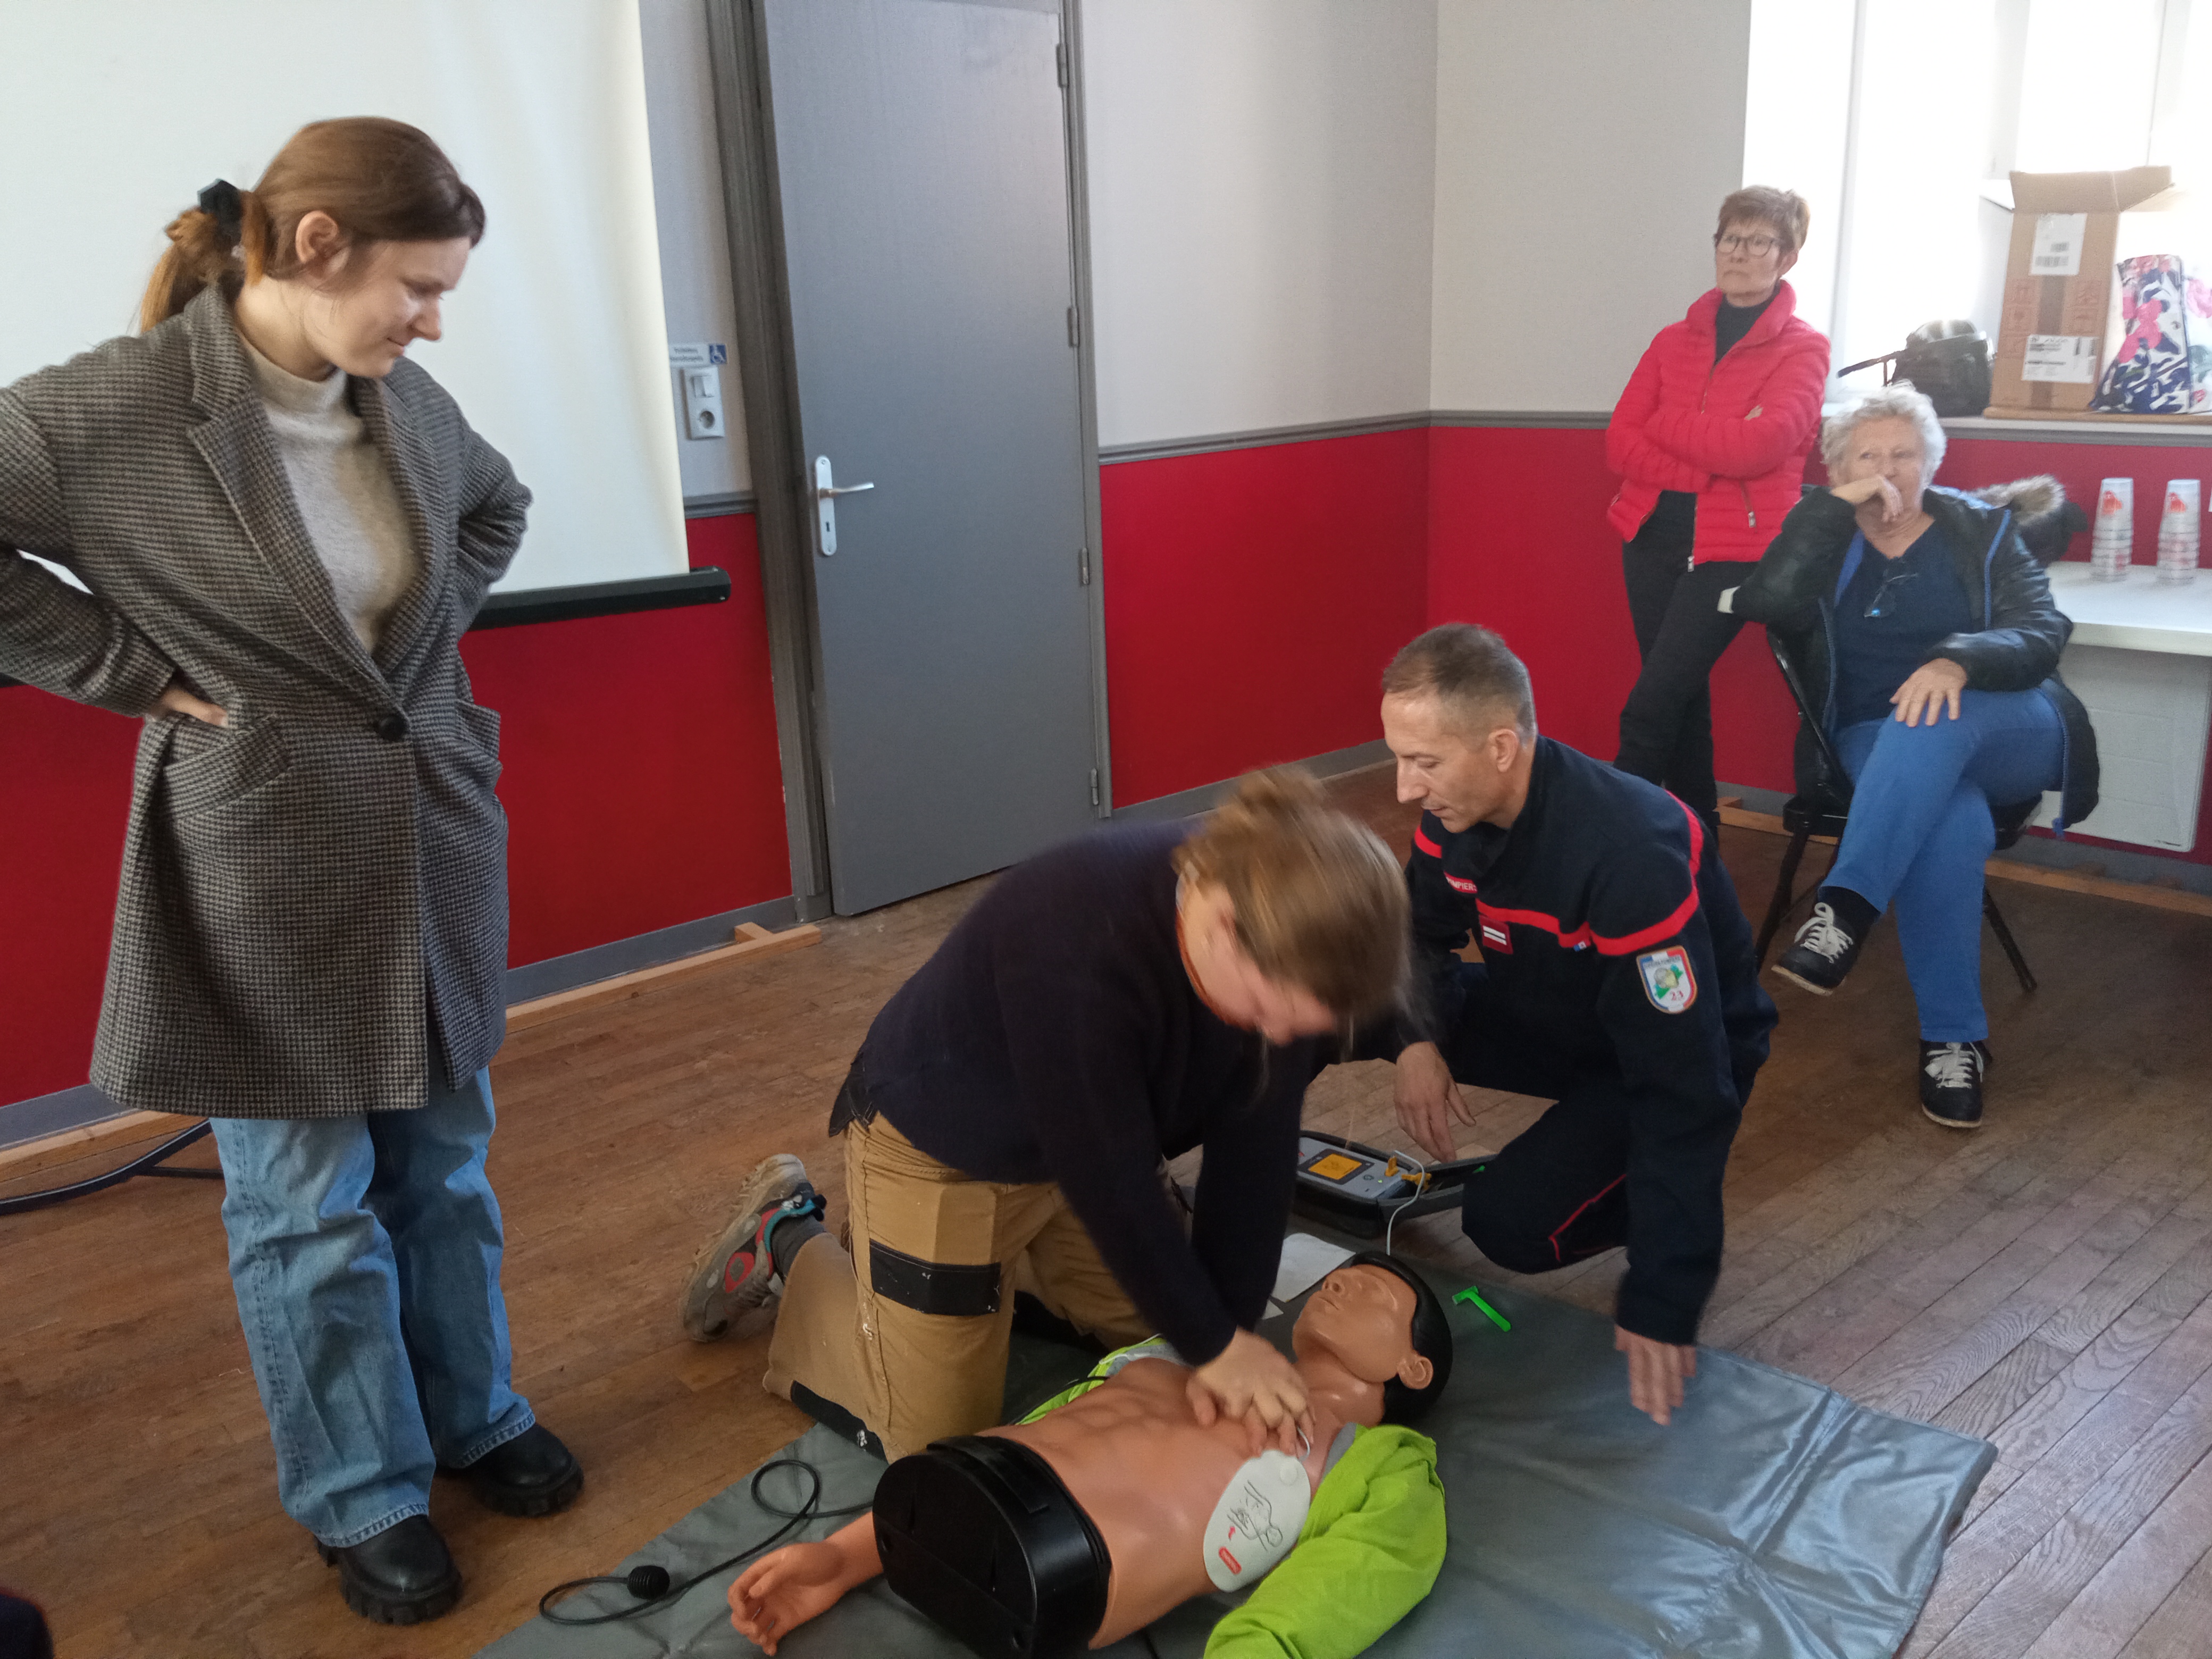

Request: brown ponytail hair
left=1173, top=769, right=1409, bottom=1020
left=140, top=117, right=485, bottom=331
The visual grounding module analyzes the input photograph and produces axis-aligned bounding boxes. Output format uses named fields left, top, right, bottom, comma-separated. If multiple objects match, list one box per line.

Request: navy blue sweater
left=1401, top=739, right=1776, bottom=1342
left=858, top=823, right=1313, bottom=1366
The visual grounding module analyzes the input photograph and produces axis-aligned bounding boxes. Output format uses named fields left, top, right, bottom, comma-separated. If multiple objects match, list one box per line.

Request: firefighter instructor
left=1363, top=624, right=1776, bottom=1426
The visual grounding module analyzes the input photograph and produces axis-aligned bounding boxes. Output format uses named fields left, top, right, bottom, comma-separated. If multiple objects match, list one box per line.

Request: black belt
left=874, top=1434, right=1111, bottom=1659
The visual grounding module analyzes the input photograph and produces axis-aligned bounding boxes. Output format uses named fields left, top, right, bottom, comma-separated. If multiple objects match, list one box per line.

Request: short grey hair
left=1382, top=623, right=1536, bottom=739
left=1820, top=383, right=1946, bottom=479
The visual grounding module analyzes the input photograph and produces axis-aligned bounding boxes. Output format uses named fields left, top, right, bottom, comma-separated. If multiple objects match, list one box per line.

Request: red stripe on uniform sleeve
left=1412, top=825, right=1443, bottom=858
left=1585, top=796, right=1705, bottom=956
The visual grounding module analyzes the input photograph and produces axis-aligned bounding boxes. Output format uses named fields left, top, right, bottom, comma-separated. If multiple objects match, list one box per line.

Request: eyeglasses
left=1715, top=232, right=1780, bottom=255
left=1865, top=565, right=1918, bottom=619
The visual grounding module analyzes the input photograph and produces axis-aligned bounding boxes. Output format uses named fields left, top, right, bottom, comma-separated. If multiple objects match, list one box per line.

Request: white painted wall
left=1083, top=0, right=1440, bottom=448
left=1428, top=0, right=1755, bottom=413
left=637, top=0, right=752, bottom=500
left=640, top=0, right=1768, bottom=458
left=1742, top=0, right=1854, bottom=349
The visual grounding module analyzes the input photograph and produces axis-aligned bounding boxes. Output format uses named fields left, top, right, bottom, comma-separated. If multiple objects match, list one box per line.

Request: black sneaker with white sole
left=1773, top=900, right=1871, bottom=995
left=1919, top=1040, right=1990, bottom=1129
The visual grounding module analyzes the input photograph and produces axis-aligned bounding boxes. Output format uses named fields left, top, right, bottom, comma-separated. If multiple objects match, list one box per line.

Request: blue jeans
left=1827, top=689, right=2065, bottom=1043
left=210, top=1066, right=532, bottom=1546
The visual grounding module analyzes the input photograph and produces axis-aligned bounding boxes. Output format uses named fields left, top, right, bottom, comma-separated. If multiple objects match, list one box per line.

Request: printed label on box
left=2022, top=334, right=2099, bottom=383
left=2030, top=213, right=2088, bottom=276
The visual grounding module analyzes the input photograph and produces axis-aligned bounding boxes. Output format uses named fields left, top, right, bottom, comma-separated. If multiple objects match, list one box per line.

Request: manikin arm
left=727, top=1516, right=882, bottom=1655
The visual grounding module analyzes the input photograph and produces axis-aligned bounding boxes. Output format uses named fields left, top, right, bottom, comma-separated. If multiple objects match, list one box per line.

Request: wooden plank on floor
left=1906, top=1294, right=2212, bottom=1653
left=2016, top=1447, right=2212, bottom=1658
left=2114, top=1544, right=2212, bottom=1658
left=0, top=1109, right=196, bottom=1182
left=1840, top=1154, right=2212, bottom=1424
left=1929, top=1364, right=2212, bottom=1658
left=7, top=786, right=2210, bottom=1658
left=505, top=922, right=822, bottom=1032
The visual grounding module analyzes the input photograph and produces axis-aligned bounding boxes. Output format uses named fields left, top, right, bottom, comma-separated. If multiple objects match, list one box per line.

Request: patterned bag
left=2093, top=255, right=2196, bottom=414
left=2188, top=274, right=2212, bottom=414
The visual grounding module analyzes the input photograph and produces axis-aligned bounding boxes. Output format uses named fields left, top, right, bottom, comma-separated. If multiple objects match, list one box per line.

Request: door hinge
left=1066, top=306, right=1080, bottom=348
left=1089, top=767, right=1102, bottom=808
left=1055, top=41, right=1069, bottom=87
left=1078, top=546, right=1091, bottom=586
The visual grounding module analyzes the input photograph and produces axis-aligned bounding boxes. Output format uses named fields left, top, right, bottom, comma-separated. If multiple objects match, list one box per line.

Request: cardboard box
left=1991, top=166, right=2176, bottom=414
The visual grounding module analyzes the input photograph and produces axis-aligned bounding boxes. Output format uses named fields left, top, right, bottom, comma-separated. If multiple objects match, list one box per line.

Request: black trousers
left=1431, top=963, right=1757, bottom=1280
left=1615, top=532, right=1748, bottom=822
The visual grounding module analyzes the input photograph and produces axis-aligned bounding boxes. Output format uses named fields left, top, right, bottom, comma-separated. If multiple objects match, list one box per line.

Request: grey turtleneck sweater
left=243, top=339, right=417, bottom=652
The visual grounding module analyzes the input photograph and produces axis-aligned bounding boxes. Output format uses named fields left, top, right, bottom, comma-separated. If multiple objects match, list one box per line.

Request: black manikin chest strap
left=873, top=1435, right=1111, bottom=1659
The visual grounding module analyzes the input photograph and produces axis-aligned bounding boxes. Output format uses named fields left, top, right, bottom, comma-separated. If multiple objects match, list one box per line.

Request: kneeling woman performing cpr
left=680, top=773, right=1408, bottom=1458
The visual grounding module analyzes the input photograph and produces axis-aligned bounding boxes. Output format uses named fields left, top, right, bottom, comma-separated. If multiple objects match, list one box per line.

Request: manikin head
left=1291, top=1254, right=1454, bottom=1426
left=1380, top=624, right=1538, bottom=834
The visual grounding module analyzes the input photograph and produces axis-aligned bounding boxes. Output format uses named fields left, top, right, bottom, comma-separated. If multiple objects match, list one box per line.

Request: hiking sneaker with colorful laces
left=1772, top=900, right=1870, bottom=995
left=680, top=1154, right=825, bottom=1340
left=1920, top=1040, right=1990, bottom=1129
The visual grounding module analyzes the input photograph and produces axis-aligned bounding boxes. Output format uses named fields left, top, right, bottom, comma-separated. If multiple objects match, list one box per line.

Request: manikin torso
left=985, top=1358, right=1343, bottom=1649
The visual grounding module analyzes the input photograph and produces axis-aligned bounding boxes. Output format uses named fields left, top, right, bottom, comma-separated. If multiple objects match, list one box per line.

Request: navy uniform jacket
left=1402, top=738, right=1777, bottom=1342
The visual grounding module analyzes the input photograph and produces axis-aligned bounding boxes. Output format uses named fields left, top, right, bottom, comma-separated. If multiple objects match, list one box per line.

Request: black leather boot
left=445, top=1423, right=583, bottom=1517
left=317, top=1515, right=462, bottom=1625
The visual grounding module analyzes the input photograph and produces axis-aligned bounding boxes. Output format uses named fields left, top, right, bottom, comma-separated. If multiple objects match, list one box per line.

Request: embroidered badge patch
left=1636, top=946, right=1697, bottom=1013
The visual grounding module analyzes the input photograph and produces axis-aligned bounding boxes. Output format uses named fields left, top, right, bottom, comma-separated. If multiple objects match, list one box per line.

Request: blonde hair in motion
left=1173, top=769, right=1409, bottom=1020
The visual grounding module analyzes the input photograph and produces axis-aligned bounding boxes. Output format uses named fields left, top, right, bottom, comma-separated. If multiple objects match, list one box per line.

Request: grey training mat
left=481, top=1253, right=1994, bottom=1659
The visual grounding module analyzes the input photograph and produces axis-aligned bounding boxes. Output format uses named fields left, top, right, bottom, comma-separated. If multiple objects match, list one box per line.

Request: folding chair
left=1751, top=631, right=2036, bottom=993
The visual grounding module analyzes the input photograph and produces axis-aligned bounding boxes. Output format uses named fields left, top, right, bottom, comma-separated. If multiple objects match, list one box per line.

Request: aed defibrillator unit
left=1289, top=1132, right=1485, bottom=1238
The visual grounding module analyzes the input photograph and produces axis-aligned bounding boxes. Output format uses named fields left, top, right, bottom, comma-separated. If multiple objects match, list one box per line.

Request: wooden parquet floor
left=5, top=765, right=2211, bottom=1657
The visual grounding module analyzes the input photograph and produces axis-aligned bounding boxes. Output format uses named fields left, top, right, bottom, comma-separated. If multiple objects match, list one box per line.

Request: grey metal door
left=764, top=0, right=1099, bottom=915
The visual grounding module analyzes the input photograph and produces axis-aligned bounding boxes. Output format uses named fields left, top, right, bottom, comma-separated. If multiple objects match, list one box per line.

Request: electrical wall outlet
left=682, top=366, right=726, bottom=440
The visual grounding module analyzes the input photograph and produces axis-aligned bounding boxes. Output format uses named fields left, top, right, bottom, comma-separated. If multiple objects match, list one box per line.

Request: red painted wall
left=462, top=513, right=790, bottom=967
left=10, top=424, right=2204, bottom=1109
left=1100, top=428, right=1431, bottom=806
left=1423, top=423, right=1804, bottom=795
left=0, top=514, right=788, bottom=1107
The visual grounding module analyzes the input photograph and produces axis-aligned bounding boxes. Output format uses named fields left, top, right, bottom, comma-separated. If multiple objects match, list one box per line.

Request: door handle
left=813, top=456, right=874, bottom=556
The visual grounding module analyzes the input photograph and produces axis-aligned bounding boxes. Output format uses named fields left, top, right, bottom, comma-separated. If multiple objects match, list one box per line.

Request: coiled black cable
left=537, top=1456, right=873, bottom=1627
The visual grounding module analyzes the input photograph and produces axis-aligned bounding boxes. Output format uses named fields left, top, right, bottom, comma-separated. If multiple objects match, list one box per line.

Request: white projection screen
left=0, top=0, right=688, bottom=594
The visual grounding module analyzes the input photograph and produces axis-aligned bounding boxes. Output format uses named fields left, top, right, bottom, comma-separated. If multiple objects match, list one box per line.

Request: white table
left=2033, top=563, right=2212, bottom=851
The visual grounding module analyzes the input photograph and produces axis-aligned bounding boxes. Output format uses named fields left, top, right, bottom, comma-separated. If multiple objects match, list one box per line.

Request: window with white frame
left=1747, top=0, right=2212, bottom=404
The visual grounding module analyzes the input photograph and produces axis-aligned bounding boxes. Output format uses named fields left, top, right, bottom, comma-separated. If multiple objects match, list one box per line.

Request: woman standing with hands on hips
left=1607, top=187, right=1831, bottom=828
left=0, top=120, right=572, bottom=1626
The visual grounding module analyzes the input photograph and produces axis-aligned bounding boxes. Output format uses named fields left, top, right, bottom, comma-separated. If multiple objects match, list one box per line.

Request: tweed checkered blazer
left=0, top=288, right=530, bottom=1118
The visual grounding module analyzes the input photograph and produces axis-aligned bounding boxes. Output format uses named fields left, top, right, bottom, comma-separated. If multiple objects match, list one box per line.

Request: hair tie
left=196, top=179, right=244, bottom=249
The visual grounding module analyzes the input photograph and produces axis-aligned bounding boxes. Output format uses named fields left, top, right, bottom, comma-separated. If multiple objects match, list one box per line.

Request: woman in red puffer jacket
left=1607, top=186, right=1830, bottom=826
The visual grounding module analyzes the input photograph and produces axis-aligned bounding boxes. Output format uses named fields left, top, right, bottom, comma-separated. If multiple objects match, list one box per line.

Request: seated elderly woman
left=1722, top=386, right=2098, bottom=1129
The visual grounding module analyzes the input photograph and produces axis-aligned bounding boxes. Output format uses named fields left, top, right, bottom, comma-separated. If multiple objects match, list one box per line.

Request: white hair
left=1820, top=383, right=1946, bottom=479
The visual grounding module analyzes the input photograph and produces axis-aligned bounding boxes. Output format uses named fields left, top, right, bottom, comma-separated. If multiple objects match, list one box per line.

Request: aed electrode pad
left=1202, top=1449, right=1311, bottom=1591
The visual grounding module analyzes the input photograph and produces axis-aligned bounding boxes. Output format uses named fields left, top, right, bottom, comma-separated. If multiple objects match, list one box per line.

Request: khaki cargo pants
left=764, top=1113, right=1152, bottom=1462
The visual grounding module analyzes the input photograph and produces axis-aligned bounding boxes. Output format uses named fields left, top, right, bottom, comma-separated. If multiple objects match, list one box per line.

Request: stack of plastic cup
left=2157, top=480, right=2201, bottom=584
left=2092, top=477, right=2134, bottom=581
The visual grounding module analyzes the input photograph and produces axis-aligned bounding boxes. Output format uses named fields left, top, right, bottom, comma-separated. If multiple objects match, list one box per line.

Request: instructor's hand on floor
left=1394, top=1041, right=1475, bottom=1165
left=1188, top=1328, right=1312, bottom=1454
left=1615, top=1326, right=1697, bottom=1426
